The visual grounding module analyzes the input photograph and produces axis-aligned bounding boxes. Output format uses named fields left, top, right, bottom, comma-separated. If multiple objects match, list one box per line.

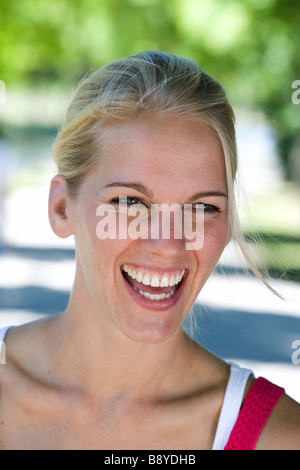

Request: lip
left=121, top=265, right=188, bottom=311
left=121, top=263, right=186, bottom=278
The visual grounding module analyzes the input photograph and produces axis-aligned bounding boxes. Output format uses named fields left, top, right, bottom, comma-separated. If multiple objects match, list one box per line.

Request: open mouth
left=121, top=264, right=187, bottom=301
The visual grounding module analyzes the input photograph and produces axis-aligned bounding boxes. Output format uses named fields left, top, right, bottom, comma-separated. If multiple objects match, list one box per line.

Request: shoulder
left=0, top=317, right=57, bottom=384
left=0, top=316, right=63, bottom=408
left=255, top=389, right=300, bottom=450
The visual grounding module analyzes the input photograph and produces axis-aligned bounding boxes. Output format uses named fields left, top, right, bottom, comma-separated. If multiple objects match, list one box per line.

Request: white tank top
left=0, top=325, right=10, bottom=364
left=0, top=325, right=252, bottom=450
left=212, top=362, right=252, bottom=449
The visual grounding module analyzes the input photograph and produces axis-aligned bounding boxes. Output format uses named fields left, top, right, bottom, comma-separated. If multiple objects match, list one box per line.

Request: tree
left=0, top=0, right=299, bottom=178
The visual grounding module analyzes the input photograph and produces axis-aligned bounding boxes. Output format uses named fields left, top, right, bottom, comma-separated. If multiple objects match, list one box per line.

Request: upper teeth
left=122, top=264, right=185, bottom=287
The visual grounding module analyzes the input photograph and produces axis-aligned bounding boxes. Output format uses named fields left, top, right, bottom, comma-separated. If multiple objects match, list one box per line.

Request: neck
left=50, top=303, right=195, bottom=402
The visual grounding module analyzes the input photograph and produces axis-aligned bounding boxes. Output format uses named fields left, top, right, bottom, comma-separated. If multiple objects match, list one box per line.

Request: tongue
left=123, top=272, right=174, bottom=294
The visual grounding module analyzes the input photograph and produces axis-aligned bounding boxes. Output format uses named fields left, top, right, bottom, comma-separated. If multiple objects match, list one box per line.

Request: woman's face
left=70, top=115, right=229, bottom=343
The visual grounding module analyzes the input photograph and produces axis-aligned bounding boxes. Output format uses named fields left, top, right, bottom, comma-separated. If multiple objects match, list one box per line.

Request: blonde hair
left=53, top=50, right=279, bottom=297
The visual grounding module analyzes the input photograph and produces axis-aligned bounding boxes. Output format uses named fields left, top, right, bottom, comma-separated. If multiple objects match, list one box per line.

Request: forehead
left=92, top=115, right=226, bottom=194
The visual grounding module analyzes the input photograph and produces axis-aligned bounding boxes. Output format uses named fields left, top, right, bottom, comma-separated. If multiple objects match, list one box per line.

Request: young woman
left=0, top=51, right=299, bottom=450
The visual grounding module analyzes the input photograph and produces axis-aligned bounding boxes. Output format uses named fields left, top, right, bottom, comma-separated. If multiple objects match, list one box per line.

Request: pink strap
left=224, top=377, right=285, bottom=450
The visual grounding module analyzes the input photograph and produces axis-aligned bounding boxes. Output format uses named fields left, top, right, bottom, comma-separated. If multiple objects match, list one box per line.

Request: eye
left=126, top=197, right=147, bottom=207
left=110, top=196, right=149, bottom=208
left=184, top=203, right=221, bottom=217
left=201, top=204, right=221, bottom=214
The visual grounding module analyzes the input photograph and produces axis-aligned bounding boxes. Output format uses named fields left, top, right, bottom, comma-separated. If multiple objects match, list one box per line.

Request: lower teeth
left=132, top=286, right=176, bottom=300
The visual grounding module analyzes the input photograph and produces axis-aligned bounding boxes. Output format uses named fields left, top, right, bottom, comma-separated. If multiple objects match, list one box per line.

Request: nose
left=141, top=233, right=187, bottom=258
left=138, top=206, right=187, bottom=257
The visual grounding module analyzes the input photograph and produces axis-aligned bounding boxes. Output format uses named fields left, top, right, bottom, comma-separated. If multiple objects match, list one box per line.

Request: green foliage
left=0, top=0, right=299, bottom=166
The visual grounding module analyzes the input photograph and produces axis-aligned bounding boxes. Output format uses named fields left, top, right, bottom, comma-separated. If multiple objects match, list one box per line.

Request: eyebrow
left=104, top=181, right=153, bottom=198
left=104, top=182, right=227, bottom=200
left=188, top=191, right=228, bottom=201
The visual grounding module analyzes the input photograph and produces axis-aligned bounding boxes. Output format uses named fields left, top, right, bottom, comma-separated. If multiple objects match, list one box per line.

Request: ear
left=48, top=175, right=74, bottom=238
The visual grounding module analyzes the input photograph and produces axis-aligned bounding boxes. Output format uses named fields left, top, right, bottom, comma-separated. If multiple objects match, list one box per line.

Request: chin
left=119, top=317, right=183, bottom=345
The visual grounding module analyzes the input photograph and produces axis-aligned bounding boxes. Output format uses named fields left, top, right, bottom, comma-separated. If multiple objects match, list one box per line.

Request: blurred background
left=0, top=0, right=299, bottom=401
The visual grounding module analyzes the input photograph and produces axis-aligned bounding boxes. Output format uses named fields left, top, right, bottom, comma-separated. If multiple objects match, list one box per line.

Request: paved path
left=0, top=185, right=299, bottom=402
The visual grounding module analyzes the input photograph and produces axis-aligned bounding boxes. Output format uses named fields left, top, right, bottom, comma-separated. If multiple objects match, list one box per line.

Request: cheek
left=77, top=213, right=130, bottom=273
left=97, top=240, right=132, bottom=274
left=200, top=216, right=230, bottom=264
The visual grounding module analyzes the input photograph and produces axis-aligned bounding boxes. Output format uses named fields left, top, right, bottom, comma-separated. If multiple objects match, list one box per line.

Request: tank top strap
left=224, top=377, right=285, bottom=450
left=212, top=362, right=253, bottom=450
left=0, top=325, right=13, bottom=364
